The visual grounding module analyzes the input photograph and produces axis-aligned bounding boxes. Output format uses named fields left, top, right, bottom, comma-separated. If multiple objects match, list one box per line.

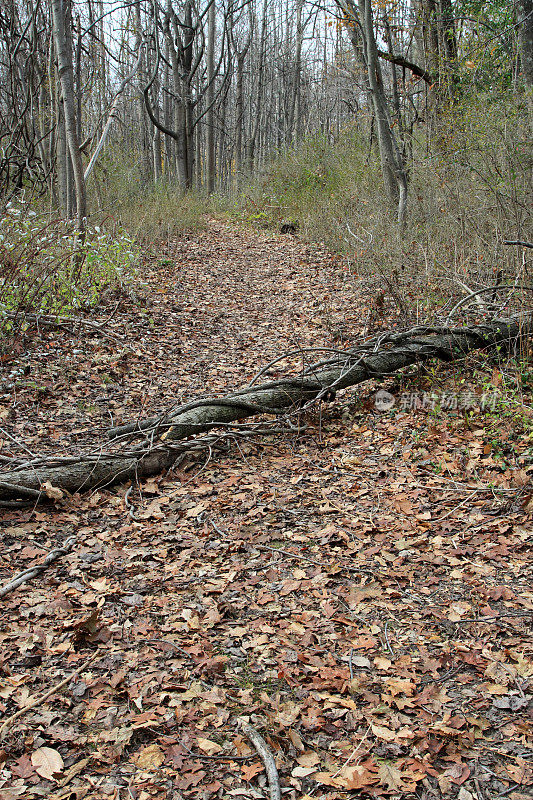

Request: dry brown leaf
left=371, top=722, right=397, bottom=742
left=296, top=751, right=320, bottom=767
left=378, top=762, right=405, bottom=791
left=42, top=481, right=64, bottom=501
left=197, top=737, right=223, bottom=755
left=135, top=744, right=165, bottom=769
left=292, top=765, right=319, bottom=778
left=31, top=747, right=64, bottom=781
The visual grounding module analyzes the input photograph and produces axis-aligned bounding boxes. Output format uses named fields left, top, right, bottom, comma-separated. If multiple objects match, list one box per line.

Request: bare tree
left=337, top=0, right=408, bottom=223
left=51, top=0, right=87, bottom=230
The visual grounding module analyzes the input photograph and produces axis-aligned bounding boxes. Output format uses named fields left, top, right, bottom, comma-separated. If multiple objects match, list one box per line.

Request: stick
left=256, top=544, right=325, bottom=567
left=503, top=240, right=533, bottom=249
left=0, top=536, right=76, bottom=599
left=0, top=651, right=99, bottom=737
left=238, top=719, right=281, bottom=800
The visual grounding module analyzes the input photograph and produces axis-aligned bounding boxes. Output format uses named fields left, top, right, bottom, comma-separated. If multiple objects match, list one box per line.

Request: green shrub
left=0, top=201, right=138, bottom=339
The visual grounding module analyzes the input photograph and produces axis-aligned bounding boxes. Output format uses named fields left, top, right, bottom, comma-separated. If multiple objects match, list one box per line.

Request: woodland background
left=0, top=2, right=532, bottom=800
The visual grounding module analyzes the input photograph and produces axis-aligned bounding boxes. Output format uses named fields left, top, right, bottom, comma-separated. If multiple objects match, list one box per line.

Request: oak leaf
left=378, top=762, right=405, bottom=791
left=241, top=761, right=264, bottom=781
left=197, top=738, right=223, bottom=755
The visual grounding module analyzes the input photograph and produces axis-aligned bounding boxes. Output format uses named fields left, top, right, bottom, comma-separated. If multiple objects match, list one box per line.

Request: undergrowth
left=0, top=200, right=137, bottom=342
left=227, top=92, right=532, bottom=322
left=113, top=183, right=209, bottom=243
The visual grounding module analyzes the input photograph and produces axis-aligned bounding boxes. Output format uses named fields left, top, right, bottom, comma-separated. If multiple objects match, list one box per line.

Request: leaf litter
left=0, top=220, right=532, bottom=800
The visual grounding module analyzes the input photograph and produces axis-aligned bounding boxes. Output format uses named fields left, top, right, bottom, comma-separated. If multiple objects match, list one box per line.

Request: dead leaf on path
left=197, top=737, right=223, bottom=755
left=349, top=655, right=371, bottom=668
left=371, top=722, right=397, bottom=742
left=241, top=761, right=264, bottom=781
left=383, top=677, right=415, bottom=696
left=135, top=743, right=165, bottom=769
left=288, top=728, right=305, bottom=751
left=315, top=759, right=380, bottom=790
left=274, top=700, right=301, bottom=727
left=378, top=762, right=406, bottom=791
left=11, top=754, right=34, bottom=778
left=484, top=660, right=515, bottom=685
left=292, top=765, right=319, bottom=777
left=42, top=481, right=64, bottom=501
left=296, top=751, right=320, bottom=767
left=31, top=747, right=64, bottom=781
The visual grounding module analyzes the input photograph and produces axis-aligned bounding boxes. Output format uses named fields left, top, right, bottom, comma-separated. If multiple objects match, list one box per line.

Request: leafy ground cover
left=0, top=220, right=532, bottom=800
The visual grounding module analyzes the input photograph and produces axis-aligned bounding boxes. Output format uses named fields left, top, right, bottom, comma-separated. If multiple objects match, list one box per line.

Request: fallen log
left=0, top=316, right=530, bottom=504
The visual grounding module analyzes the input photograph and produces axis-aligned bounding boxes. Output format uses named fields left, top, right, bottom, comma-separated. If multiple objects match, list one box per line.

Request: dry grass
left=228, top=93, right=532, bottom=323
left=113, top=184, right=210, bottom=244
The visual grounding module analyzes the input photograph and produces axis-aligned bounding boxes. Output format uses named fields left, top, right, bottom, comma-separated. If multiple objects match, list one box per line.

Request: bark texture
left=1, top=317, right=530, bottom=504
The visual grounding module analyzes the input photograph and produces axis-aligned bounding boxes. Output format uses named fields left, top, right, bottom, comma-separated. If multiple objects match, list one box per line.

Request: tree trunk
left=518, top=0, right=533, bottom=101
left=1, top=317, right=530, bottom=504
left=50, top=0, right=87, bottom=231
left=206, top=0, right=216, bottom=192
left=235, top=54, right=245, bottom=172
left=355, top=0, right=408, bottom=223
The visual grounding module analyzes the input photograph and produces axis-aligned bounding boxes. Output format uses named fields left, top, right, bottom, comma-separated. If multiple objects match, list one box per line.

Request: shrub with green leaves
left=0, top=201, right=138, bottom=339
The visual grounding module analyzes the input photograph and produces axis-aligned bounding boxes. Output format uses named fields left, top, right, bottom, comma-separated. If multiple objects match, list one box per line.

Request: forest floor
left=0, top=219, right=532, bottom=800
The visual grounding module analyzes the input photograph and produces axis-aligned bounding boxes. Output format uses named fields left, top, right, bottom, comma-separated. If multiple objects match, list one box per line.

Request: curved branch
left=377, top=49, right=434, bottom=84
left=1, top=317, right=530, bottom=504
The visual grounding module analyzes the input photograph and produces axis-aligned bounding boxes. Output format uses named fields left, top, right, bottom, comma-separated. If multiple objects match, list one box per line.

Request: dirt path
left=0, top=220, right=531, bottom=800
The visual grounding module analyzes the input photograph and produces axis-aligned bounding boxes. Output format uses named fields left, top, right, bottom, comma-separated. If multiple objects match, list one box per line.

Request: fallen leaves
left=0, top=221, right=532, bottom=800
left=135, top=744, right=165, bottom=769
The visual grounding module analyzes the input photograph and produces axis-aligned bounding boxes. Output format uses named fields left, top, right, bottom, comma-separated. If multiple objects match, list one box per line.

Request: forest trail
left=0, top=220, right=532, bottom=800
left=132, top=218, right=364, bottom=402
left=3, top=219, right=365, bottom=454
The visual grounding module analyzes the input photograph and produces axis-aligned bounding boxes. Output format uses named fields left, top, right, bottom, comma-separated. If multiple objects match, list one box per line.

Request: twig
left=3, top=311, right=131, bottom=349
left=450, top=611, right=533, bottom=623
left=0, top=536, right=76, bottom=599
left=256, top=544, right=325, bottom=567
left=330, top=726, right=371, bottom=778
left=503, top=240, right=533, bottom=249
left=142, top=638, right=197, bottom=662
left=237, top=719, right=281, bottom=800
left=124, top=485, right=137, bottom=520
left=383, top=621, right=395, bottom=657
left=257, top=545, right=377, bottom=577
left=445, top=284, right=533, bottom=323
left=436, top=492, right=480, bottom=521
left=0, top=651, right=99, bottom=737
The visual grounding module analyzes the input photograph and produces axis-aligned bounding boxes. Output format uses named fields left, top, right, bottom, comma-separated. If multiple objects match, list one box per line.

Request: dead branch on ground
left=238, top=719, right=281, bottom=800
left=0, top=536, right=77, bottom=598
left=0, top=315, right=531, bottom=504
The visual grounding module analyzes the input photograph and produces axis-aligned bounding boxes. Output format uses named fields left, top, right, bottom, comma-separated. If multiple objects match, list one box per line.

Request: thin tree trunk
left=235, top=54, right=244, bottom=172
left=358, top=0, right=408, bottom=224
left=51, top=0, right=86, bottom=231
left=206, top=0, right=216, bottom=192
left=518, top=0, right=533, bottom=115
